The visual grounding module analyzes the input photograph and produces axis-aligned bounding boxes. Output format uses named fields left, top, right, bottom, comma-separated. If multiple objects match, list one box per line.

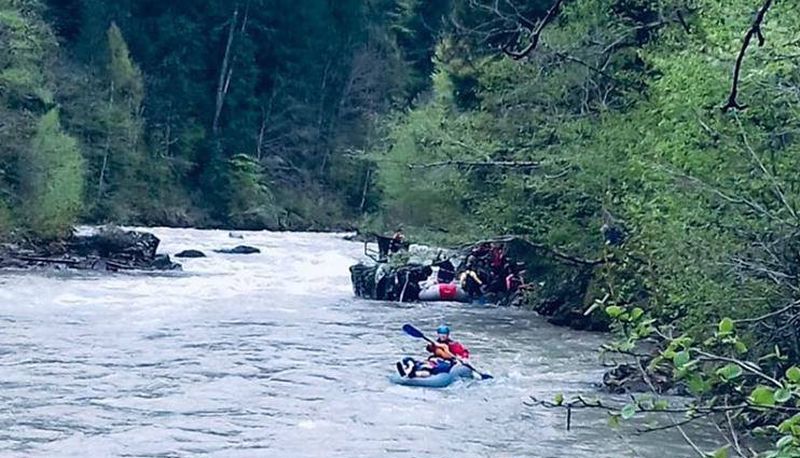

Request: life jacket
left=427, top=338, right=470, bottom=360
left=490, top=247, right=505, bottom=269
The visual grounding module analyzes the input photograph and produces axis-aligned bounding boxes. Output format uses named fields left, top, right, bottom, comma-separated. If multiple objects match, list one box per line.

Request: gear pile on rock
left=349, top=235, right=609, bottom=331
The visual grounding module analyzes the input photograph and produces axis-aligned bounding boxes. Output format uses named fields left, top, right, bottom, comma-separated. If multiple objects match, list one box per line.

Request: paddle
left=402, top=324, right=493, bottom=380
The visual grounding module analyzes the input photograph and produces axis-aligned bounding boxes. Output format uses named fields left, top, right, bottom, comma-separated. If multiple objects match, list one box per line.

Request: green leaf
left=750, top=386, right=776, bottom=407
left=718, top=317, right=734, bottom=335
left=673, top=350, right=690, bottom=368
left=776, top=435, right=794, bottom=449
left=716, top=363, right=742, bottom=381
left=554, top=393, right=564, bottom=406
left=621, top=404, right=636, bottom=420
left=711, top=445, right=729, bottom=458
left=734, top=341, right=748, bottom=354
left=606, top=306, right=624, bottom=318
left=608, top=414, right=620, bottom=428
left=630, top=307, right=644, bottom=321
left=686, top=374, right=709, bottom=396
left=774, top=388, right=792, bottom=404
left=786, top=366, right=800, bottom=383
left=778, top=414, right=800, bottom=433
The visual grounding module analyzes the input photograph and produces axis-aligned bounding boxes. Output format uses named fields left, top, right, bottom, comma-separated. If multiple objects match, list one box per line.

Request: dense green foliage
left=367, top=0, right=800, bottom=454
left=2, top=0, right=449, bottom=236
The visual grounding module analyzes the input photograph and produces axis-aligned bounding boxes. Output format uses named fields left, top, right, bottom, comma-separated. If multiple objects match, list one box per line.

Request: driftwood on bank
left=407, top=159, right=540, bottom=170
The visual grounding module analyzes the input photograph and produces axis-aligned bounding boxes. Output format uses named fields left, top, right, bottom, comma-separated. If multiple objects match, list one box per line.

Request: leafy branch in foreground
left=533, top=304, right=800, bottom=457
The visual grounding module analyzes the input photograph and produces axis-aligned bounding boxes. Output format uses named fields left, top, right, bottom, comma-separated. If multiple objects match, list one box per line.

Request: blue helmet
left=437, top=325, right=450, bottom=335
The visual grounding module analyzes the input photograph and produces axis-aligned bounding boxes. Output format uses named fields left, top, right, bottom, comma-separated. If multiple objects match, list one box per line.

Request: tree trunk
left=359, top=168, right=371, bottom=214
left=257, top=106, right=268, bottom=161
left=212, top=5, right=239, bottom=140
left=98, top=81, right=115, bottom=201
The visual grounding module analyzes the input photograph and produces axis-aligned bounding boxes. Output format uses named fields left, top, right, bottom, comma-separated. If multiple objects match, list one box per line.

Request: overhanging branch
left=722, top=0, right=775, bottom=112
left=503, top=0, right=566, bottom=60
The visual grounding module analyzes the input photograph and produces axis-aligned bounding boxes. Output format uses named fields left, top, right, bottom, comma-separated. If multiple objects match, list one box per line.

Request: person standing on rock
left=389, top=227, right=405, bottom=253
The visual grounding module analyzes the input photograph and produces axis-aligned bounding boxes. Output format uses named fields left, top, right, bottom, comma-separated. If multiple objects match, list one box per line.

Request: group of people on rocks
left=462, top=242, right=529, bottom=298
left=417, top=241, right=528, bottom=301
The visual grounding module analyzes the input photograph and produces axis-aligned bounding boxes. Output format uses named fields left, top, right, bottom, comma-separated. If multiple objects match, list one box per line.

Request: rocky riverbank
left=0, top=226, right=181, bottom=272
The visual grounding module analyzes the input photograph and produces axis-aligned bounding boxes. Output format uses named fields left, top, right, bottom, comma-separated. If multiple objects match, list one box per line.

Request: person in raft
left=396, top=325, right=470, bottom=378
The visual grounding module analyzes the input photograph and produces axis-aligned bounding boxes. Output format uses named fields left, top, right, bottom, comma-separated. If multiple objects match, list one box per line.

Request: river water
left=0, top=229, right=718, bottom=457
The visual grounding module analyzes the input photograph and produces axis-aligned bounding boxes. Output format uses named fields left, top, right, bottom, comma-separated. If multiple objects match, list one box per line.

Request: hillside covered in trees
left=2, top=0, right=432, bottom=235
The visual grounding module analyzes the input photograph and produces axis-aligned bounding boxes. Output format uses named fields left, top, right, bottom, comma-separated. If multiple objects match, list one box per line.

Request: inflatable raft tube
left=418, top=283, right=470, bottom=303
left=389, top=364, right=474, bottom=388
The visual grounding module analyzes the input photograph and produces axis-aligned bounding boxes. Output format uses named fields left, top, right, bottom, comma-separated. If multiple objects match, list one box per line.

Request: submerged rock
left=151, top=254, right=182, bottom=270
left=214, top=245, right=260, bottom=255
left=175, top=249, right=206, bottom=258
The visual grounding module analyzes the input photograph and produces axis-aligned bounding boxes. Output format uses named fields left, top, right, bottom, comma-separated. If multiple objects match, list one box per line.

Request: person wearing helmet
left=395, top=325, right=470, bottom=378
left=426, top=325, right=470, bottom=360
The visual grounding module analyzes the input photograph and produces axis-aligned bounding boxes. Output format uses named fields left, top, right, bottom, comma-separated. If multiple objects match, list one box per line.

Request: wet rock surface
left=213, top=245, right=261, bottom=255
left=175, top=250, right=207, bottom=258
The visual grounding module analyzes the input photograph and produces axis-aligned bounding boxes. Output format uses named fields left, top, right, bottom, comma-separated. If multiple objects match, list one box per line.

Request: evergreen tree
left=92, top=22, right=147, bottom=220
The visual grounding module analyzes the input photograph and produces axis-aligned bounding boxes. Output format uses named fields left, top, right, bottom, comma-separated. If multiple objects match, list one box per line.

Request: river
left=0, top=229, right=718, bottom=457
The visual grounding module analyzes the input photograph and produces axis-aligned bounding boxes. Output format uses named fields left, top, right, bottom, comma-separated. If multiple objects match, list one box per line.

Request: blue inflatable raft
left=389, top=363, right=474, bottom=388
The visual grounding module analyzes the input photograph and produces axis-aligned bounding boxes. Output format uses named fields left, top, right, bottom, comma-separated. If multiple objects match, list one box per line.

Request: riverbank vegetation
left=366, top=0, right=800, bottom=455
left=4, top=0, right=800, bottom=454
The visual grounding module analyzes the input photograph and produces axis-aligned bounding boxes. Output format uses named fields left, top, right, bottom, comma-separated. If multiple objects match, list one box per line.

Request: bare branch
left=503, top=0, right=566, bottom=60
left=722, top=0, right=774, bottom=112
left=734, top=113, right=799, bottom=221
left=407, top=159, right=539, bottom=170
left=693, top=349, right=782, bottom=387
left=734, top=300, right=800, bottom=324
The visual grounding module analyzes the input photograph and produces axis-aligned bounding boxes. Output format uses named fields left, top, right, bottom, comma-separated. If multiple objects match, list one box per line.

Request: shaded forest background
left=2, top=0, right=444, bottom=235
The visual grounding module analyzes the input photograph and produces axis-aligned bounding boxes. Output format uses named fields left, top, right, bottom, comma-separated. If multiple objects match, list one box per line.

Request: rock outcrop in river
left=0, top=226, right=181, bottom=271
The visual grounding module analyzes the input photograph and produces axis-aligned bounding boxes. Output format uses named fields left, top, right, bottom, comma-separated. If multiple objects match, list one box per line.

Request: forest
left=4, top=0, right=800, bottom=455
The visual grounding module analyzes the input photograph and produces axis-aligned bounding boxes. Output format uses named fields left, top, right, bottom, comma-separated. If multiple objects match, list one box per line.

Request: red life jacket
left=427, top=338, right=470, bottom=359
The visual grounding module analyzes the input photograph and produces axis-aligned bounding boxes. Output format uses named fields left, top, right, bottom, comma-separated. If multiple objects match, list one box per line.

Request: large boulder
left=67, top=227, right=160, bottom=265
left=603, top=362, right=677, bottom=394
